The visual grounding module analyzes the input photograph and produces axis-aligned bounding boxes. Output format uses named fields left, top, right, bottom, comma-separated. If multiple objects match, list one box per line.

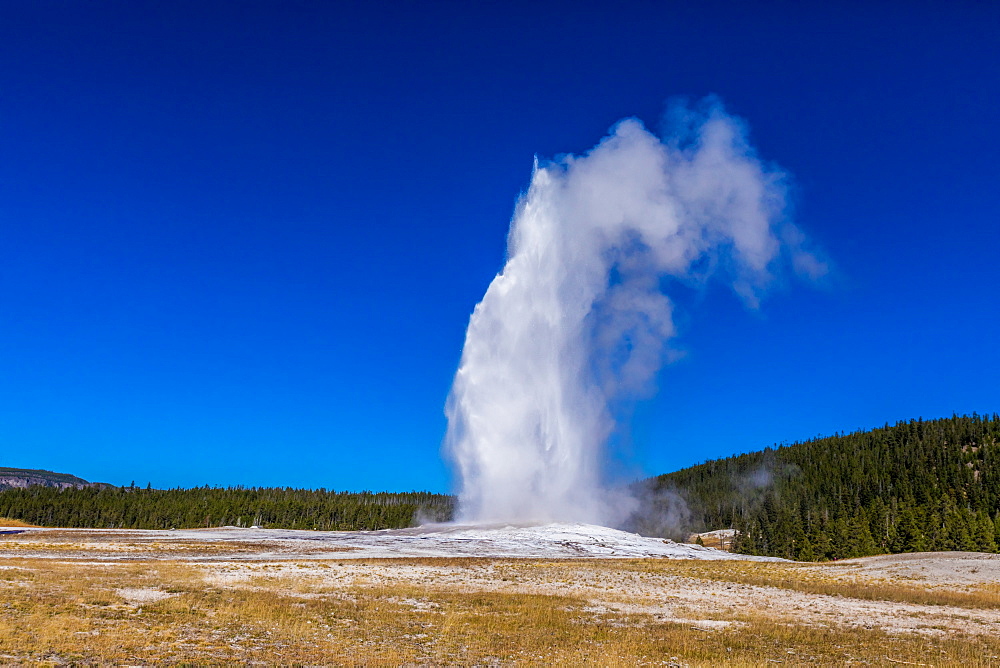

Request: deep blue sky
left=2, top=1, right=997, bottom=491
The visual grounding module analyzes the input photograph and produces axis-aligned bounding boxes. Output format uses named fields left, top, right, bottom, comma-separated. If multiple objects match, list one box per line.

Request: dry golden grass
left=0, top=556, right=998, bottom=665
left=0, top=518, right=37, bottom=527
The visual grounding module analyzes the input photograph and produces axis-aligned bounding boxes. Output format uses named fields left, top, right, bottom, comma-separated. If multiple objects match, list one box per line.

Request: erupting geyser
left=445, top=99, right=821, bottom=527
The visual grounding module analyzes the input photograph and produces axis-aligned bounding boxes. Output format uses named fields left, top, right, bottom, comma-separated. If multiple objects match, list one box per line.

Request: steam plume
left=445, top=99, right=820, bottom=526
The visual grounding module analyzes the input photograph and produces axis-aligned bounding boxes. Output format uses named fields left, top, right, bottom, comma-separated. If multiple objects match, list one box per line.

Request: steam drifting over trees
left=656, top=413, right=1000, bottom=560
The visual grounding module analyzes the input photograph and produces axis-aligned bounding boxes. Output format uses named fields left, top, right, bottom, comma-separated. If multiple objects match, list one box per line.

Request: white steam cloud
left=445, top=99, right=822, bottom=527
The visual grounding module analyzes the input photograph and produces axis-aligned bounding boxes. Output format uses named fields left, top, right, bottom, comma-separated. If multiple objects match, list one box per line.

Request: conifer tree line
left=0, top=485, right=454, bottom=531
left=4, top=414, right=997, bottom=558
left=655, top=414, right=1000, bottom=560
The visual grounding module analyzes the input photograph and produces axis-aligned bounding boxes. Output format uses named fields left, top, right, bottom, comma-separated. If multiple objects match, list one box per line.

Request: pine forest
left=0, top=485, right=454, bottom=532
left=2, top=414, right=998, bottom=562
left=655, top=413, right=1000, bottom=560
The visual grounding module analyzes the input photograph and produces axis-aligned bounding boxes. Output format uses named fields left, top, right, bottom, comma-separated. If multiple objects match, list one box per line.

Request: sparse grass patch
left=611, top=558, right=1000, bottom=610
left=0, top=531, right=360, bottom=561
left=0, top=555, right=998, bottom=665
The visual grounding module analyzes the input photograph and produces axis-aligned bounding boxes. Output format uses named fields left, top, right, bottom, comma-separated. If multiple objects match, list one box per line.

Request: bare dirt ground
left=0, top=525, right=998, bottom=665
left=820, top=551, right=1000, bottom=587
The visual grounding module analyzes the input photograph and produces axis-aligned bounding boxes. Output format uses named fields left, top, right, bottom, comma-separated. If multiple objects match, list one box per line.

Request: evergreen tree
left=974, top=512, right=997, bottom=552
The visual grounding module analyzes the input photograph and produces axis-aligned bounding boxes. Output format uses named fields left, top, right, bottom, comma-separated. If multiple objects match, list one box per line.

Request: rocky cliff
left=0, top=467, right=94, bottom=491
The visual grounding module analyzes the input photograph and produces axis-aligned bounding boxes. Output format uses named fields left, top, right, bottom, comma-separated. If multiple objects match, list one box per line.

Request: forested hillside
left=653, top=414, right=1000, bottom=561
left=7, top=414, right=998, bottom=553
left=0, top=485, right=454, bottom=531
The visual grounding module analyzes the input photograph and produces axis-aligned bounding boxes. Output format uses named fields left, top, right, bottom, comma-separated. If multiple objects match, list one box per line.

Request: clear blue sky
left=2, top=1, right=997, bottom=491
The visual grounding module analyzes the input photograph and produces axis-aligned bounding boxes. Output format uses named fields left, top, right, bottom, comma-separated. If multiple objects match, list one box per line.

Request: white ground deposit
left=0, top=522, right=778, bottom=561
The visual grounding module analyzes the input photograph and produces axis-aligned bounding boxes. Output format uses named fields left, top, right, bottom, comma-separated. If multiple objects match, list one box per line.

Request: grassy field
left=1, top=547, right=999, bottom=665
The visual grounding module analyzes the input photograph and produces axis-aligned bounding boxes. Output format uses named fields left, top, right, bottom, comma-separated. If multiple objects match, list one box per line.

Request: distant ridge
left=0, top=467, right=95, bottom=491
